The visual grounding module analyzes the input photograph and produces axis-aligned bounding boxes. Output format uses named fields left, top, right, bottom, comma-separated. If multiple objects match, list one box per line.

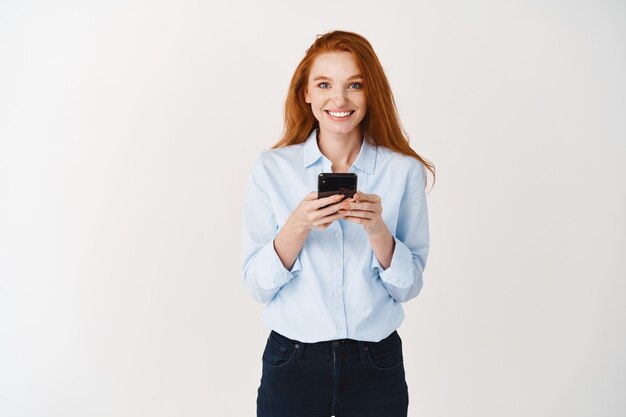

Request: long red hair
left=272, top=30, right=435, bottom=188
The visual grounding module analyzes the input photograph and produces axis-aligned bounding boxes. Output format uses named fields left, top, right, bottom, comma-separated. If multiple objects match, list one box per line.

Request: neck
left=317, top=128, right=363, bottom=173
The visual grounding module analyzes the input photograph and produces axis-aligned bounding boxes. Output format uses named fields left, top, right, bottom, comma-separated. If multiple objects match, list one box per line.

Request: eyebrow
left=312, top=74, right=363, bottom=81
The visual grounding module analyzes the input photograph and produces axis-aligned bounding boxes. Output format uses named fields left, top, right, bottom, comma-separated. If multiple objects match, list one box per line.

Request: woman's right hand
left=274, top=192, right=349, bottom=270
left=288, top=192, right=351, bottom=232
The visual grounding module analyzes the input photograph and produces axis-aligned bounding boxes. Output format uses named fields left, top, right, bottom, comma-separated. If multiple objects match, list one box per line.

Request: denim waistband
left=269, top=329, right=399, bottom=356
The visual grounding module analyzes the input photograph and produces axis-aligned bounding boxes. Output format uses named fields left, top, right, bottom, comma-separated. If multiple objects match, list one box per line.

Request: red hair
left=272, top=30, right=435, bottom=187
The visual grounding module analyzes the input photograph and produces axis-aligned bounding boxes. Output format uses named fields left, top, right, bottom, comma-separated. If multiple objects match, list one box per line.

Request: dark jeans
left=257, top=329, right=409, bottom=417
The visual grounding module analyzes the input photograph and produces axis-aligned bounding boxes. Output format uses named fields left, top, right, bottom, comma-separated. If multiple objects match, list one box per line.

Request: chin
left=327, top=126, right=360, bottom=136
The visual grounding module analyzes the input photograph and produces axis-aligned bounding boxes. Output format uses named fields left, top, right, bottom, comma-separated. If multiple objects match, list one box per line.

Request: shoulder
left=376, top=146, right=426, bottom=178
left=251, top=143, right=304, bottom=174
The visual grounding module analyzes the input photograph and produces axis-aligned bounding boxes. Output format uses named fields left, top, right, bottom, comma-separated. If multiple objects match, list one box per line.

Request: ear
left=304, top=88, right=311, bottom=104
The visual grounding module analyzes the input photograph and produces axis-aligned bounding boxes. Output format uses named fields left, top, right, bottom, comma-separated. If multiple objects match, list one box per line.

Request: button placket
left=331, top=224, right=346, bottom=336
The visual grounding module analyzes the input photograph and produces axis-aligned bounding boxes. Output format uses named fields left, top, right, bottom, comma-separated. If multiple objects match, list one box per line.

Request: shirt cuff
left=370, top=236, right=415, bottom=289
left=255, top=239, right=302, bottom=290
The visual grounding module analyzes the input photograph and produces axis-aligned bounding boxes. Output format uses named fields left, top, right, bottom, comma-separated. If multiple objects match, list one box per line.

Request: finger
left=339, top=210, right=373, bottom=220
left=314, top=211, right=346, bottom=227
left=353, top=192, right=380, bottom=203
left=314, top=199, right=351, bottom=219
left=340, top=201, right=377, bottom=213
left=312, top=193, right=345, bottom=209
left=305, top=202, right=342, bottom=225
left=318, top=200, right=352, bottom=219
left=339, top=197, right=356, bottom=206
left=304, top=191, right=319, bottom=201
left=342, top=216, right=371, bottom=225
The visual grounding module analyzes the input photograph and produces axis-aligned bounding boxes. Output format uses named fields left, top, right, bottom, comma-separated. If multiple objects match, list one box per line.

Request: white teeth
left=328, top=111, right=352, bottom=118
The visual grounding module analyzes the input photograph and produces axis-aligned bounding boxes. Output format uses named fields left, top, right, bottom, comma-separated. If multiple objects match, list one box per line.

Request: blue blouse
left=242, top=130, right=430, bottom=342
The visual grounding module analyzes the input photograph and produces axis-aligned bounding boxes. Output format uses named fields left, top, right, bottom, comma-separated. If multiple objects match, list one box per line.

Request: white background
left=1, top=1, right=625, bottom=416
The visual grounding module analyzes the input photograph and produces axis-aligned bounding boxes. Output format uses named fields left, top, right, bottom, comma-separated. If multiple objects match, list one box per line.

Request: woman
left=242, top=30, right=435, bottom=417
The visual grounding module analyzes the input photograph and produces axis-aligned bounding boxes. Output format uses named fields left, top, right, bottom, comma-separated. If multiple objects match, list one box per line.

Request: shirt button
left=337, top=323, right=344, bottom=330
left=334, top=231, right=340, bottom=238
left=333, top=261, right=341, bottom=268
left=335, top=291, right=342, bottom=298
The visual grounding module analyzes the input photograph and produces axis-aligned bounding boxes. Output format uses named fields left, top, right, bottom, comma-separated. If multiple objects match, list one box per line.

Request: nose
left=332, top=89, right=348, bottom=106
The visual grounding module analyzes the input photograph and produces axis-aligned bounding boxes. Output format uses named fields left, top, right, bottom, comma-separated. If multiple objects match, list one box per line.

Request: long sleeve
left=242, top=154, right=302, bottom=304
left=371, top=161, right=430, bottom=302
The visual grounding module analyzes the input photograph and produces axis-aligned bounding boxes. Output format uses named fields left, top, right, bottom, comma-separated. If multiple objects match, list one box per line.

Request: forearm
left=369, top=228, right=395, bottom=270
left=273, top=218, right=309, bottom=270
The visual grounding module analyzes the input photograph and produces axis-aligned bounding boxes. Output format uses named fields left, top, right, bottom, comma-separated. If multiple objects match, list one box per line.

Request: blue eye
left=349, top=82, right=362, bottom=89
left=318, top=82, right=330, bottom=89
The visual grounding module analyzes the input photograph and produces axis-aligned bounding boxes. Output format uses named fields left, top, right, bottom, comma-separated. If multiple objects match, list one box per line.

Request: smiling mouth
left=325, top=110, right=354, bottom=118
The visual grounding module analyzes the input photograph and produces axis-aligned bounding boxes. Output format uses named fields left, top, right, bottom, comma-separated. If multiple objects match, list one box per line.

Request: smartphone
left=318, top=173, right=357, bottom=200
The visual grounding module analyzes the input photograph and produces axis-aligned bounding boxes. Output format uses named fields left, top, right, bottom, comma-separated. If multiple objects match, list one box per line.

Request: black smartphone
left=318, top=173, right=357, bottom=200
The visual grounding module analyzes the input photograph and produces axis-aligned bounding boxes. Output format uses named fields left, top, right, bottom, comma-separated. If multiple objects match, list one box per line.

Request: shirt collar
left=302, top=130, right=323, bottom=168
left=302, top=129, right=377, bottom=174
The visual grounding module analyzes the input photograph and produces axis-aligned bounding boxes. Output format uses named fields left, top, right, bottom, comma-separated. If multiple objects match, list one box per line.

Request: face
left=305, top=52, right=367, bottom=138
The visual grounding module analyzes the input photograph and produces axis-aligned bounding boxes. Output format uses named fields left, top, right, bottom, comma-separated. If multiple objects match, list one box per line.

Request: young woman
left=242, top=30, right=435, bottom=417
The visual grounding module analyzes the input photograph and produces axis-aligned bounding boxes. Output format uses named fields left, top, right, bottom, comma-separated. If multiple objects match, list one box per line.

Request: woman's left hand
left=338, top=192, right=388, bottom=236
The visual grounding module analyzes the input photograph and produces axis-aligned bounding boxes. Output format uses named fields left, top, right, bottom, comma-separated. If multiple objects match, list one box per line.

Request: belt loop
left=358, top=341, right=367, bottom=362
left=295, top=341, right=305, bottom=360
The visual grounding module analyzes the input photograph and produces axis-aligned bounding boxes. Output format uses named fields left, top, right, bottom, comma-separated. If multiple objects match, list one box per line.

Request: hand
left=338, top=192, right=388, bottom=236
left=287, top=192, right=349, bottom=232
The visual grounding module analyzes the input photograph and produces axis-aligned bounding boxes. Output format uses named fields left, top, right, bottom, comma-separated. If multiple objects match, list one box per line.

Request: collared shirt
left=242, top=130, right=430, bottom=343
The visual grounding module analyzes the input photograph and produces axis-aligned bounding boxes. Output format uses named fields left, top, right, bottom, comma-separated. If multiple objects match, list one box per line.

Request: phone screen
left=318, top=173, right=357, bottom=199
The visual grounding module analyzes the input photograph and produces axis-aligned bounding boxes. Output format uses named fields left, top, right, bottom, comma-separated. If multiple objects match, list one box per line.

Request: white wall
left=1, top=1, right=624, bottom=416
